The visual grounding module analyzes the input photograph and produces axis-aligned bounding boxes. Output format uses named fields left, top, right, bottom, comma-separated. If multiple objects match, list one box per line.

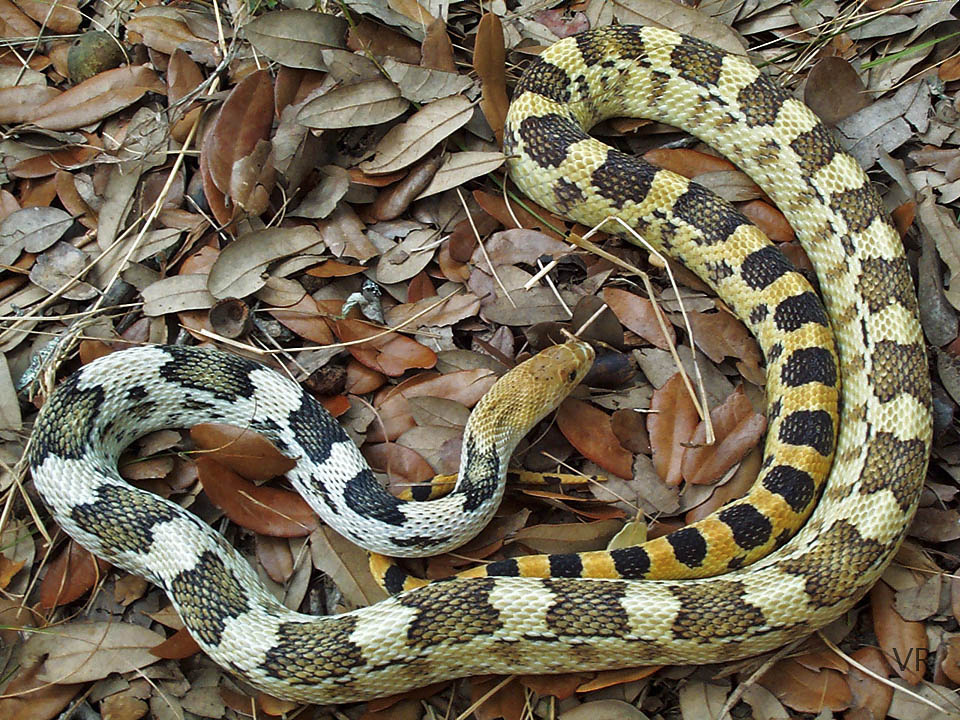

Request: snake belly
left=28, top=24, right=931, bottom=705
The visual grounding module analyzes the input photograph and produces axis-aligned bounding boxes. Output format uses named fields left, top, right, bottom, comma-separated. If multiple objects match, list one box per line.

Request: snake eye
left=568, top=369, right=578, bottom=382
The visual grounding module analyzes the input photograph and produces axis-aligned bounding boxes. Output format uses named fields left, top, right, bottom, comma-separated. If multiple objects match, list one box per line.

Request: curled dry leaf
left=648, top=372, right=699, bottom=487
left=30, top=66, right=165, bottom=131
left=196, top=457, right=319, bottom=537
left=474, top=12, right=508, bottom=145
left=190, top=423, right=296, bottom=482
left=0, top=85, right=62, bottom=124
left=681, top=385, right=766, bottom=485
left=556, top=398, right=633, bottom=479
left=372, top=155, right=443, bottom=220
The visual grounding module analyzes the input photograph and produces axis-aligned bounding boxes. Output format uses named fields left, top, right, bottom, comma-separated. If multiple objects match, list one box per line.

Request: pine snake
left=28, top=25, right=931, bottom=704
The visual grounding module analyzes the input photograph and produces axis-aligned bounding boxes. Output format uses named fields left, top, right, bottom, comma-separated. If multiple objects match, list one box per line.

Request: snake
left=28, top=24, right=931, bottom=704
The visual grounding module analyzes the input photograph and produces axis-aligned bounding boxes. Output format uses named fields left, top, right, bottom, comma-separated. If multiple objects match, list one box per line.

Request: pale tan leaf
left=415, top=151, right=505, bottom=199
left=309, top=526, right=388, bottom=608
left=142, top=274, right=215, bottom=316
left=207, top=226, right=324, bottom=299
left=24, top=622, right=165, bottom=683
left=297, top=79, right=408, bottom=130
left=360, top=95, right=473, bottom=174
left=244, top=10, right=347, bottom=70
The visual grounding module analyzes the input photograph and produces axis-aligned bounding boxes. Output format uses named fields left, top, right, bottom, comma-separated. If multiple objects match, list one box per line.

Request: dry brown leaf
left=149, top=627, right=201, bottom=660
left=0, top=85, right=61, bottom=124
left=681, top=385, right=766, bottom=485
left=245, top=10, right=347, bottom=70
left=30, top=66, right=165, bottom=130
left=759, top=658, right=852, bottom=713
left=871, top=580, right=928, bottom=685
left=0, top=660, right=81, bottom=720
left=347, top=17, right=420, bottom=64
left=804, top=57, right=870, bottom=126
left=196, top=457, right=319, bottom=537
left=0, top=0, right=40, bottom=37
left=644, top=148, right=735, bottom=178
left=38, top=540, right=110, bottom=609
left=335, top=318, right=437, bottom=376
left=512, top=518, right=623, bottom=554
left=520, top=672, right=593, bottom=700
left=556, top=398, right=633, bottom=479
left=739, top=199, right=795, bottom=243
left=473, top=188, right=566, bottom=240
left=268, top=293, right=336, bottom=344
left=190, top=423, right=296, bottom=482
left=556, top=698, right=648, bottom=719
left=127, top=13, right=219, bottom=66
left=205, top=69, right=274, bottom=197
left=207, top=225, right=323, bottom=299
left=470, top=677, right=524, bottom=720
left=15, top=0, right=79, bottom=31
left=648, top=372, right=699, bottom=487
left=368, top=368, right=496, bottom=442
left=687, top=309, right=763, bottom=381
left=602, top=287, right=675, bottom=349
left=257, top=534, right=295, bottom=584
left=363, top=442, right=435, bottom=489
left=847, top=646, right=894, bottom=719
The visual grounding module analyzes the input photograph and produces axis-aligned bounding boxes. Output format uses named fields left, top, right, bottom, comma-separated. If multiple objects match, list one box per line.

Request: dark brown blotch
left=261, top=616, right=364, bottom=682
left=859, top=432, right=927, bottom=512
left=544, top=579, right=630, bottom=637
left=399, top=578, right=501, bottom=647
left=671, top=580, right=765, bottom=640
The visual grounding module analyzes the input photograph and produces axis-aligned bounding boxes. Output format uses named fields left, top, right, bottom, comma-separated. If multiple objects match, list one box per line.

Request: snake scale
left=29, top=25, right=932, bottom=704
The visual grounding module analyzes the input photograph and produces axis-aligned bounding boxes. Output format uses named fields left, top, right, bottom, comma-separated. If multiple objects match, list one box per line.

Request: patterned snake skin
left=28, top=25, right=932, bottom=704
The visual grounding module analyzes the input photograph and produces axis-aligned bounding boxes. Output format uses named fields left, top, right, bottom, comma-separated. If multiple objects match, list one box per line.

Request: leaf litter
left=2, top=0, right=960, bottom=719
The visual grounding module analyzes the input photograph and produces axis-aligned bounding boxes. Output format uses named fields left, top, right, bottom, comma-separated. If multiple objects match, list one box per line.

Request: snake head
left=466, top=341, right=595, bottom=454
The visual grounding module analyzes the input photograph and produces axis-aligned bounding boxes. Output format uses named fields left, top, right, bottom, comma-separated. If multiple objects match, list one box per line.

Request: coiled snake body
left=29, top=25, right=932, bottom=704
